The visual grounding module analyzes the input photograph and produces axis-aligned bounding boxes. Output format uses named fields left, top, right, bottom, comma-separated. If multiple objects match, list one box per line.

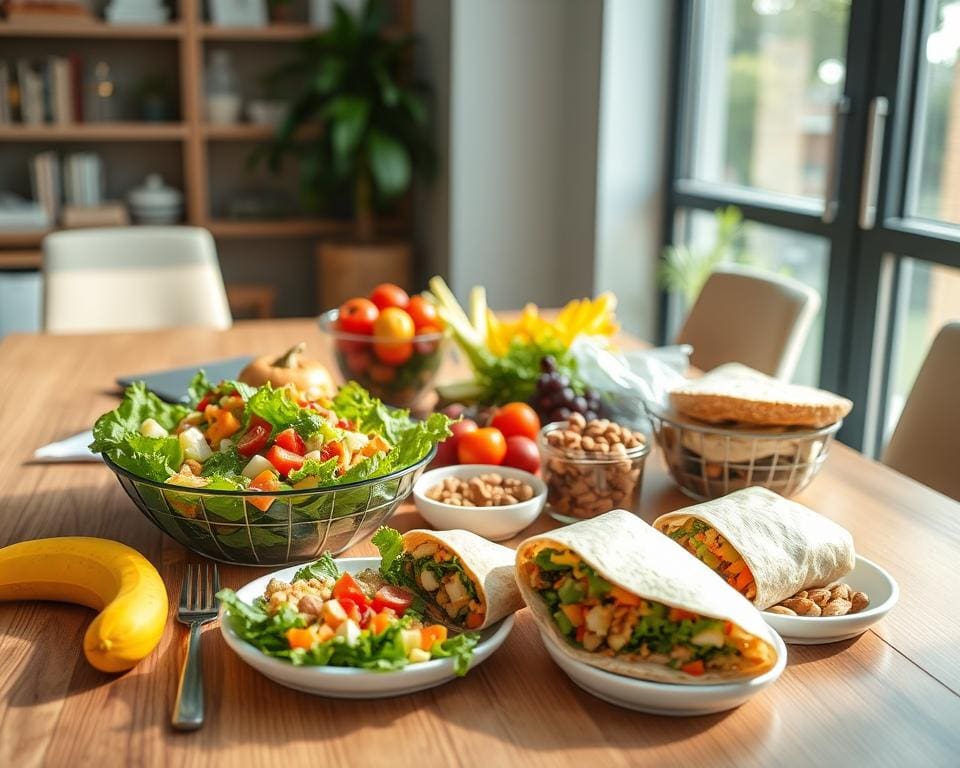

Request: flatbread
left=515, top=510, right=779, bottom=684
left=401, top=529, right=523, bottom=629
left=654, top=487, right=855, bottom=609
left=669, top=363, right=852, bottom=427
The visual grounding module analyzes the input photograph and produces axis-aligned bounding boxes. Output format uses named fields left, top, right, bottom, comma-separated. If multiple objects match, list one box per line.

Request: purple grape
left=584, top=410, right=598, bottom=421
left=540, top=355, right=558, bottom=374
left=572, top=396, right=588, bottom=413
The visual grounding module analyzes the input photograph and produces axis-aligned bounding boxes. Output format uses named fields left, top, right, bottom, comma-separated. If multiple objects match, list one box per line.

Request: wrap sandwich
left=654, top=486, right=855, bottom=609
left=373, top=527, right=523, bottom=630
left=515, top=510, right=779, bottom=683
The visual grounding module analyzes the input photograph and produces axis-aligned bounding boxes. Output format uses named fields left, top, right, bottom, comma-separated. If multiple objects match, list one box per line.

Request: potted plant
left=261, top=0, right=433, bottom=305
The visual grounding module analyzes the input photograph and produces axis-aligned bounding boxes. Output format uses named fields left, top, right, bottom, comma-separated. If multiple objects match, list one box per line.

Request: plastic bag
left=568, top=336, right=691, bottom=432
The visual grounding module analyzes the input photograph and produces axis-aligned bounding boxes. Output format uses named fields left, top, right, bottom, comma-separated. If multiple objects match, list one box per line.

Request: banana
left=0, top=537, right=168, bottom=673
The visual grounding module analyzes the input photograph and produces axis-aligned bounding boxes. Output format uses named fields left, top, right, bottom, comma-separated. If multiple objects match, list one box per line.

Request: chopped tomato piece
left=274, top=427, right=306, bottom=455
left=575, top=624, right=586, bottom=643
left=337, top=598, right=362, bottom=623
left=248, top=469, right=279, bottom=512
left=332, top=572, right=370, bottom=608
left=285, top=627, right=315, bottom=650
left=196, top=394, right=212, bottom=412
left=336, top=418, right=356, bottom=430
left=681, top=660, right=706, bottom=676
left=724, top=621, right=734, bottom=635
left=371, top=585, right=414, bottom=615
left=465, top=612, right=484, bottom=629
left=668, top=608, right=699, bottom=622
left=319, top=440, right=347, bottom=471
left=265, top=445, right=305, bottom=478
left=357, top=606, right=375, bottom=629
left=237, top=416, right=272, bottom=457
left=420, top=625, right=448, bottom=650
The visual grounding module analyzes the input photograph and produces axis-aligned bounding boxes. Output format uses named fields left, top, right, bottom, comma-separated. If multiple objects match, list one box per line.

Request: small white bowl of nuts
left=761, top=555, right=899, bottom=645
left=413, top=465, right=547, bottom=542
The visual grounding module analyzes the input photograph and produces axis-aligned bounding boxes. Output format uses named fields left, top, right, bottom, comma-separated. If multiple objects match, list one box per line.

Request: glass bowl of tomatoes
left=319, top=285, right=449, bottom=409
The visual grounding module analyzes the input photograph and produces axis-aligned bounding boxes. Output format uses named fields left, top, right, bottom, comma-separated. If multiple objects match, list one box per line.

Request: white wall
left=593, top=0, right=672, bottom=340
left=448, top=0, right=603, bottom=309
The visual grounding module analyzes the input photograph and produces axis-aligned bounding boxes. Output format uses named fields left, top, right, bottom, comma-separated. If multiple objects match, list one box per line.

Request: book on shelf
left=0, top=193, right=50, bottom=231
left=3, top=0, right=93, bottom=23
left=2, top=56, right=80, bottom=127
left=29, top=151, right=62, bottom=225
left=0, top=63, right=9, bottom=125
left=63, top=152, right=104, bottom=207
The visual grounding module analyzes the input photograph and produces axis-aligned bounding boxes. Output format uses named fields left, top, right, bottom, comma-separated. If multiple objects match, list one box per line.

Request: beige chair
left=43, top=226, right=232, bottom=333
left=883, top=322, right=960, bottom=501
left=675, top=265, right=821, bottom=379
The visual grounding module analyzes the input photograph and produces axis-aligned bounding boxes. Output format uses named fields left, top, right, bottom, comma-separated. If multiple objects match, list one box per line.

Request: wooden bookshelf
left=0, top=0, right=415, bottom=270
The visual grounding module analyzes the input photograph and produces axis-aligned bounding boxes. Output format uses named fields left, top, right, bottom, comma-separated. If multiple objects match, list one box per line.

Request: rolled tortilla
left=653, top=486, right=855, bottom=609
left=402, top=529, right=523, bottom=629
left=515, top=510, right=779, bottom=684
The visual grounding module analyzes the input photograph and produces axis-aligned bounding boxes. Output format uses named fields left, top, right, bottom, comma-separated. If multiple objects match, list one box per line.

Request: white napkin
left=32, top=430, right=102, bottom=463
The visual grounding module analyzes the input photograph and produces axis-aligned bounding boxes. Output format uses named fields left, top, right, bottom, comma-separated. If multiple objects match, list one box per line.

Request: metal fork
left=172, top=563, right=220, bottom=731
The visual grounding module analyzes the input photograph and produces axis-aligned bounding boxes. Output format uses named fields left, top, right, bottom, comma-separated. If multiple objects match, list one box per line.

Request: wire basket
left=105, top=448, right=435, bottom=566
left=645, top=403, right=841, bottom=501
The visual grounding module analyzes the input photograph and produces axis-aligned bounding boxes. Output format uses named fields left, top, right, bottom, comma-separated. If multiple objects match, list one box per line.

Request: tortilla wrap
left=402, top=529, right=523, bottom=629
left=654, top=486, right=855, bottom=609
left=515, top=509, right=779, bottom=684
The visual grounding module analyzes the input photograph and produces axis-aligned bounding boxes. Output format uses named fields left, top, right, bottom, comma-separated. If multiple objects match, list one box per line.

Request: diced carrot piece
left=465, top=612, right=484, bottom=629
left=561, top=604, right=584, bottom=627
left=734, top=567, right=754, bottom=592
left=315, top=624, right=335, bottom=642
left=248, top=469, right=279, bottom=512
left=420, top=625, right=448, bottom=650
left=286, top=627, right=315, bottom=650
left=609, top=586, right=642, bottom=606
left=681, top=659, right=705, bottom=676
left=370, top=611, right=393, bottom=635
left=668, top=607, right=699, bottom=622
left=726, top=559, right=748, bottom=575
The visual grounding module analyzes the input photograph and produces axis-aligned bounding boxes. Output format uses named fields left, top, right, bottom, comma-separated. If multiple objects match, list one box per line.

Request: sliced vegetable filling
left=521, top=546, right=763, bottom=675
left=394, top=540, right=485, bottom=629
left=665, top=518, right=757, bottom=601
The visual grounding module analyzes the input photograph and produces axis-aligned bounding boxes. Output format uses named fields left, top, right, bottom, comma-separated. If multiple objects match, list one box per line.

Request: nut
left=850, top=591, right=870, bottom=613
left=806, top=588, right=832, bottom=607
left=426, top=474, right=535, bottom=507
left=767, top=605, right=797, bottom=616
left=781, top=597, right=821, bottom=616
left=822, top=598, right=852, bottom=617
left=772, top=582, right=868, bottom=618
left=297, top=594, right=325, bottom=616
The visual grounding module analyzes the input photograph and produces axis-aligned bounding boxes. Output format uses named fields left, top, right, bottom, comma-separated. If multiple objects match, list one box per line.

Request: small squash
left=239, top=343, right=335, bottom=400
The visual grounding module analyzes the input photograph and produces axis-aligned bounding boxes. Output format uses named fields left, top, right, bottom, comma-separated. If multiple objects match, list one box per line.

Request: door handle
left=822, top=96, right=850, bottom=224
left=859, top=96, right=889, bottom=230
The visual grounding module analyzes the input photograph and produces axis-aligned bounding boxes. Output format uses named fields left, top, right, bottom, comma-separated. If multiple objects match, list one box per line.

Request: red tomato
left=502, top=435, right=540, bottom=473
left=357, top=606, right=375, bottom=629
left=433, top=419, right=478, bottom=466
left=371, top=585, right=414, bottom=615
left=345, top=348, right=373, bottom=374
left=273, top=427, right=305, bottom=455
left=491, top=402, right=541, bottom=440
left=338, top=298, right=379, bottom=335
left=333, top=572, right=370, bottom=607
left=406, top=295, right=440, bottom=330
left=369, top=283, right=410, bottom=311
left=681, top=660, right=705, bottom=676
left=457, top=427, right=507, bottom=465
left=237, top=416, right=271, bottom=457
left=337, top=598, right=362, bottom=624
left=373, top=341, right=413, bottom=366
left=319, top=440, right=345, bottom=469
left=265, top=444, right=305, bottom=478
left=372, top=307, right=415, bottom=365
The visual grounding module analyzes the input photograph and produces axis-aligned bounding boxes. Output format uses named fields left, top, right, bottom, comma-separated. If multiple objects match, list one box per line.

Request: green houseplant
left=263, top=0, right=433, bottom=241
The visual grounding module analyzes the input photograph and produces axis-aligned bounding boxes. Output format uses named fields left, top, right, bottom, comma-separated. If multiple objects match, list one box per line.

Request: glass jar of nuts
left=537, top=414, right=649, bottom=523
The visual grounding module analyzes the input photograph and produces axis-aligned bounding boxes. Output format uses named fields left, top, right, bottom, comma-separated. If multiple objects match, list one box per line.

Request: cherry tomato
left=333, top=572, right=370, bottom=607
left=237, top=416, right=271, bottom=457
left=368, top=362, right=398, bottom=382
left=369, top=283, right=410, bottom=311
left=273, top=427, right=306, bottom=455
left=491, top=402, right=541, bottom=441
left=373, top=307, right=415, bottom=365
left=265, top=445, right=305, bottom=478
left=406, top=295, right=440, bottom=330
left=433, top=418, right=478, bottom=466
left=371, top=586, right=414, bottom=615
left=457, top=427, right=507, bottom=465
left=345, top=348, right=373, bottom=374
left=338, top=297, right=379, bottom=335
left=502, top=435, right=540, bottom=473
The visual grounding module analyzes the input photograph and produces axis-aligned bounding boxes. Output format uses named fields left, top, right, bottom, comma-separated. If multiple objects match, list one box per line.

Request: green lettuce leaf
left=293, top=553, right=341, bottom=582
left=287, top=457, right=339, bottom=485
left=372, top=526, right=404, bottom=578
left=200, top=447, right=246, bottom=479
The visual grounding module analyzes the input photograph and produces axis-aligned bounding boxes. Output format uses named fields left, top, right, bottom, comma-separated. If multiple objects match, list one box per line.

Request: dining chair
left=42, top=226, right=232, bottom=333
left=882, top=321, right=960, bottom=501
left=675, top=265, right=821, bottom=380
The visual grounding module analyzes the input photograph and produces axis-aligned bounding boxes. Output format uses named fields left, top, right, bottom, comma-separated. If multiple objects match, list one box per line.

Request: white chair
left=883, top=322, right=960, bottom=501
left=675, top=265, right=821, bottom=380
left=43, top=226, right=232, bottom=333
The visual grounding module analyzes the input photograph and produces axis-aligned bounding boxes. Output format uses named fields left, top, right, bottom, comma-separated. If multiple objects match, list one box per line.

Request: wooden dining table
left=0, top=318, right=958, bottom=767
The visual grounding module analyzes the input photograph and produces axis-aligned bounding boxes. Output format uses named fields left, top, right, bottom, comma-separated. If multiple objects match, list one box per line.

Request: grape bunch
left=533, top=356, right=603, bottom=424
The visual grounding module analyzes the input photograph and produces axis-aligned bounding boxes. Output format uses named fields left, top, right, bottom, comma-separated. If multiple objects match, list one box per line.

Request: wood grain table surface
left=0, top=318, right=958, bottom=767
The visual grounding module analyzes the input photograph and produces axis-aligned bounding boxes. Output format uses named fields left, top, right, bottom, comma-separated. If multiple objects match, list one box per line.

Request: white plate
left=761, top=555, right=898, bottom=645
left=220, top=557, right=514, bottom=698
left=413, top=464, right=547, bottom=541
left=539, top=626, right=787, bottom=716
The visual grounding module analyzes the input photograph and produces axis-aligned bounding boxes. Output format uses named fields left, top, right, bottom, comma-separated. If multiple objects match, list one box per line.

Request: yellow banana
left=0, top=537, right=168, bottom=673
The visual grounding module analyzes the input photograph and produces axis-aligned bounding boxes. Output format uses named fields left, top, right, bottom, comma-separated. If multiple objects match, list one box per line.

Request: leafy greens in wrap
left=516, top=510, right=778, bottom=683
left=654, top=487, right=855, bottom=610
left=373, top=527, right=523, bottom=630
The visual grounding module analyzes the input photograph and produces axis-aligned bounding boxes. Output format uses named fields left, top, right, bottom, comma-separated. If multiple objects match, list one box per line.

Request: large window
left=663, top=0, right=960, bottom=455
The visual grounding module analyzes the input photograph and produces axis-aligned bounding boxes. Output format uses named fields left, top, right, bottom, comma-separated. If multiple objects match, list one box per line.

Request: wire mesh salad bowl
left=645, top=403, right=841, bottom=501
left=105, top=448, right=435, bottom=566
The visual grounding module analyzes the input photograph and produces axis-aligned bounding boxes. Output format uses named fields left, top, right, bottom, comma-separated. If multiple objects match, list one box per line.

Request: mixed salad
left=90, top=373, right=452, bottom=499
left=521, top=546, right=763, bottom=676
left=666, top=520, right=757, bottom=602
left=218, top=553, right=479, bottom=674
